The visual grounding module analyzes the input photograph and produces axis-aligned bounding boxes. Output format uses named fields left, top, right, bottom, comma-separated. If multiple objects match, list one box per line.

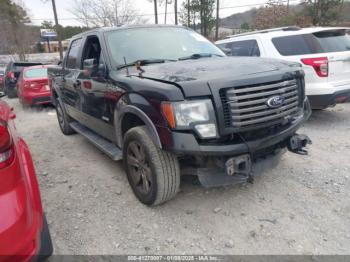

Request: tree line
left=252, top=0, right=349, bottom=30
left=0, top=0, right=37, bottom=59
left=1, top=0, right=349, bottom=58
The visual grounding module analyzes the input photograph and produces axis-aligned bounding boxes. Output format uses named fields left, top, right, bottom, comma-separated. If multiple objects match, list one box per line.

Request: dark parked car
left=4, top=61, right=42, bottom=98
left=48, top=25, right=312, bottom=206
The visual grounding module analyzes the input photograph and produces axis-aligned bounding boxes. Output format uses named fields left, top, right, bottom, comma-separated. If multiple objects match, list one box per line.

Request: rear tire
left=7, top=87, right=17, bottom=98
left=56, top=99, right=75, bottom=135
left=123, top=126, right=180, bottom=206
left=19, top=96, right=30, bottom=109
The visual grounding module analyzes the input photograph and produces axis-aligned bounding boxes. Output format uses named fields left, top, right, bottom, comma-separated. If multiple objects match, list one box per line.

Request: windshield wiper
left=118, top=59, right=176, bottom=70
left=178, top=53, right=224, bottom=61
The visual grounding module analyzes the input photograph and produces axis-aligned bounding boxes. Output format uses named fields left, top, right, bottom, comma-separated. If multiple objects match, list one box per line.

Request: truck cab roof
left=70, top=24, right=189, bottom=40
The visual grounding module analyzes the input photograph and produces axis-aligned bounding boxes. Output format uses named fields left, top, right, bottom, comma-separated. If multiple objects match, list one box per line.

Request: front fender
left=114, top=93, right=166, bottom=149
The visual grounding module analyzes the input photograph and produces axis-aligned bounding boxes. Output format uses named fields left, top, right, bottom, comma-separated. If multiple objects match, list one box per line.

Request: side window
left=272, top=34, right=322, bottom=56
left=66, top=38, right=82, bottom=69
left=81, top=36, right=102, bottom=67
left=226, top=40, right=260, bottom=57
left=216, top=43, right=231, bottom=56
left=81, top=36, right=106, bottom=78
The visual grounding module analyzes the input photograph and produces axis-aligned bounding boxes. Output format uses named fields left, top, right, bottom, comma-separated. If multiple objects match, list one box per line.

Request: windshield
left=105, top=27, right=225, bottom=67
left=25, top=68, right=48, bottom=78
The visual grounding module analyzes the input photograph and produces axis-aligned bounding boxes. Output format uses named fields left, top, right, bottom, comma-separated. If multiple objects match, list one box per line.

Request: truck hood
left=130, top=57, right=300, bottom=97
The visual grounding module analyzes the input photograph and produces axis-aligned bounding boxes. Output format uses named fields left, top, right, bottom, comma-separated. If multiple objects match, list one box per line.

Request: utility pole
left=174, top=0, right=178, bottom=25
left=164, top=0, right=168, bottom=24
left=215, top=0, right=219, bottom=40
left=200, top=0, right=203, bottom=35
left=154, top=0, right=158, bottom=24
left=51, top=0, right=63, bottom=60
left=187, top=0, right=190, bottom=27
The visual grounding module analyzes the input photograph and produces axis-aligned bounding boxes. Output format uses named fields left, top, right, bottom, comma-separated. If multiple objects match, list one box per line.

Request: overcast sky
left=22, top=0, right=292, bottom=26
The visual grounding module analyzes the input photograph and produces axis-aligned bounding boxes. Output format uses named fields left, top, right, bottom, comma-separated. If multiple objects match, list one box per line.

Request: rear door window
left=12, top=63, right=42, bottom=73
left=226, top=40, right=260, bottom=56
left=66, top=38, right=82, bottom=69
left=272, top=34, right=322, bottom=56
left=314, top=30, right=350, bottom=52
left=272, top=29, right=350, bottom=56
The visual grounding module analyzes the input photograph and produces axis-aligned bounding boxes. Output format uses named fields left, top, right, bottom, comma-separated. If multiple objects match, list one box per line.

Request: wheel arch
left=51, top=88, right=59, bottom=106
left=116, top=105, right=162, bottom=149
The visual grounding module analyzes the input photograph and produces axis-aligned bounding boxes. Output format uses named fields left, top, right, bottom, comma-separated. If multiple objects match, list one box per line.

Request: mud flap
left=197, top=168, right=250, bottom=188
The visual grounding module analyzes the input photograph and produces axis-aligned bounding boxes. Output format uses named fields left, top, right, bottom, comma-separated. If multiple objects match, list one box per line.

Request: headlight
left=161, top=99, right=217, bottom=138
left=173, top=100, right=211, bottom=127
left=194, top=123, right=217, bottom=138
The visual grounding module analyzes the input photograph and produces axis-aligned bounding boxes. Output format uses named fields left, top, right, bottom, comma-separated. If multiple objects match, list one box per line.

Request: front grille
left=221, top=79, right=300, bottom=130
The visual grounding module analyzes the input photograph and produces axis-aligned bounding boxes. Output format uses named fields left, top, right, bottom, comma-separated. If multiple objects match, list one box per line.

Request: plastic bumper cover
left=169, top=99, right=311, bottom=156
left=308, top=88, right=350, bottom=109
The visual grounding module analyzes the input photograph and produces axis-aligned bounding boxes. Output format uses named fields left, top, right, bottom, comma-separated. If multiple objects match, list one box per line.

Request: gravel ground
left=4, top=97, right=350, bottom=255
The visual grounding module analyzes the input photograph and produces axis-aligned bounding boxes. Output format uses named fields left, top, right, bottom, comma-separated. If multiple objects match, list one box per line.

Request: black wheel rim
left=126, top=141, right=152, bottom=195
left=56, top=104, right=65, bottom=129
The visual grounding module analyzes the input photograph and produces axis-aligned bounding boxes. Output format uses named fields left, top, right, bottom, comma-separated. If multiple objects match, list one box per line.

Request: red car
left=17, top=65, right=52, bottom=107
left=0, top=92, right=53, bottom=260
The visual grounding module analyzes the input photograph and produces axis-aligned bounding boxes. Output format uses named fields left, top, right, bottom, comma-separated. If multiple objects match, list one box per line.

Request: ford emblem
left=266, top=96, right=285, bottom=108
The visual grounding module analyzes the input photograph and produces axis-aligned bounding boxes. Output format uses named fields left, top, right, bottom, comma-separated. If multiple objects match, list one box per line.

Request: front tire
left=123, top=126, right=180, bottom=206
left=56, top=99, right=75, bottom=135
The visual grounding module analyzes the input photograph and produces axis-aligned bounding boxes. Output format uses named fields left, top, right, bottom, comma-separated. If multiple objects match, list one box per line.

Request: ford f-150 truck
left=48, top=25, right=312, bottom=206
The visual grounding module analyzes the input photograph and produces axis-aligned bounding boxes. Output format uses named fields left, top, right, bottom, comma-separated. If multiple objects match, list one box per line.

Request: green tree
left=60, top=26, right=90, bottom=40
left=179, top=0, right=215, bottom=37
left=41, top=20, right=54, bottom=29
left=180, top=0, right=200, bottom=29
left=240, top=22, right=250, bottom=30
left=0, top=0, right=38, bottom=59
left=303, top=0, right=344, bottom=25
left=200, top=0, right=216, bottom=37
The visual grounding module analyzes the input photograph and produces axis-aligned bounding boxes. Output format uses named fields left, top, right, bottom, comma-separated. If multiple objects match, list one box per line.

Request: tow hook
left=225, top=154, right=254, bottom=183
left=288, top=134, right=312, bottom=155
left=225, top=154, right=252, bottom=176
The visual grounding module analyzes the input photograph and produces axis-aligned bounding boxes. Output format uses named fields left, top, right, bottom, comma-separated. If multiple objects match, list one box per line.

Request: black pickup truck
left=48, top=25, right=311, bottom=205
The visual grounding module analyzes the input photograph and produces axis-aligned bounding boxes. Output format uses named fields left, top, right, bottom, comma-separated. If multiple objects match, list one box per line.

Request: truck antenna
left=123, top=56, right=130, bottom=77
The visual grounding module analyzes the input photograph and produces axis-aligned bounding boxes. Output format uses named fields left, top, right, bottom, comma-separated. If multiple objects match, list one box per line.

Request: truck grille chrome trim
left=221, top=79, right=301, bottom=129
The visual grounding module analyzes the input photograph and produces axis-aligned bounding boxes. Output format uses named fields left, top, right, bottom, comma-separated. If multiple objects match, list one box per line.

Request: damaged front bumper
left=182, top=133, right=311, bottom=188
left=170, top=99, right=312, bottom=157
left=171, top=99, right=312, bottom=187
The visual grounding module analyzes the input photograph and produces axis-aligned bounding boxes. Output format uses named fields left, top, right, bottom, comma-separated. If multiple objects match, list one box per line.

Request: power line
left=28, top=0, right=302, bottom=21
left=219, top=0, right=301, bottom=10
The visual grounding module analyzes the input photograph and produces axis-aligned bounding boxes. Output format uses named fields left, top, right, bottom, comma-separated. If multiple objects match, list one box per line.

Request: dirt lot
left=4, top=97, right=350, bottom=255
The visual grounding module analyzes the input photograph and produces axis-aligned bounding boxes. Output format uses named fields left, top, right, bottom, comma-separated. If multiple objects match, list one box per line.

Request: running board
left=70, top=122, right=123, bottom=161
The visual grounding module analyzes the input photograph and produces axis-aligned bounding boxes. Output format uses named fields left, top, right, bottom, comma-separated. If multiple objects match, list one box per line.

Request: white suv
left=215, top=27, right=350, bottom=109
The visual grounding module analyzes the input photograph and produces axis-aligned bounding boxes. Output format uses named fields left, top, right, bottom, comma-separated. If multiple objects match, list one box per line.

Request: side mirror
left=218, top=47, right=232, bottom=56
left=83, top=58, right=107, bottom=79
left=0, top=91, right=5, bottom=98
left=83, top=58, right=97, bottom=71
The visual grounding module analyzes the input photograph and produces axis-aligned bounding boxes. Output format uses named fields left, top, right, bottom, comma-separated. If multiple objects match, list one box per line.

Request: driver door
left=77, top=34, right=114, bottom=141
